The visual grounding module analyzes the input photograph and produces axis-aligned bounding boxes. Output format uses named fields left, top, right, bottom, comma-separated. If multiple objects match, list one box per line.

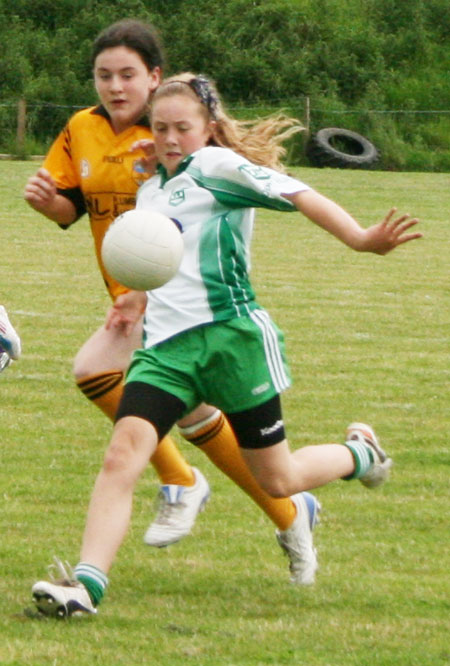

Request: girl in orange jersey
left=24, top=19, right=317, bottom=584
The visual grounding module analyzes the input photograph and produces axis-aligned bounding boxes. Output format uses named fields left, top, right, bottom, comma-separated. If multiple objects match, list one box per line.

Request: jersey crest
left=238, top=164, right=271, bottom=180
left=80, top=159, right=90, bottom=178
left=169, top=189, right=186, bottom=206
left=132, top=160, right=149, bottom=187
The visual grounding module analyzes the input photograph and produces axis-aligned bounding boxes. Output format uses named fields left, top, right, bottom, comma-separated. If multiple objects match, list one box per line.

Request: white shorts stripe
left=250, top=309, right=289, bottom=392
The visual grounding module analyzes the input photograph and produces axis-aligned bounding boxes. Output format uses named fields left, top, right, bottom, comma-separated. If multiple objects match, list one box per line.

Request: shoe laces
left=48, top=556, right=77, bottom=586
left=152, top=491, right=186, bottom=526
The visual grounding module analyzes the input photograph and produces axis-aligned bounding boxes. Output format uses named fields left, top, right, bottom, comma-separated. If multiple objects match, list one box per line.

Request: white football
left=102, top=208, right=184, bottom=291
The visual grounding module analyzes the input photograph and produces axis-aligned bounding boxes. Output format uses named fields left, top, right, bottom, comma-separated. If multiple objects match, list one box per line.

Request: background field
left=0, top=162, right=448, bottom=665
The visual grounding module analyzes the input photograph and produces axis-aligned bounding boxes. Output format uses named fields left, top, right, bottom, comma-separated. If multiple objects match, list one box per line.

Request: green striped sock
left=74, top=562, right=108, bottom=607
left=343, top=439, right=374, bottom=480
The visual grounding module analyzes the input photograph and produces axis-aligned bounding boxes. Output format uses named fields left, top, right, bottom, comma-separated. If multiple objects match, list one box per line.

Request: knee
left=102, top=417, right=156, bottom=483
left=73, top=346, right=92, bottom=381
left=73, top=327, right=118, bottom=380
left=73, top=343, right=110, bottom=381
left=102, top=421, right=137, bottom=475
left=102, top=439, right=133, bottom=476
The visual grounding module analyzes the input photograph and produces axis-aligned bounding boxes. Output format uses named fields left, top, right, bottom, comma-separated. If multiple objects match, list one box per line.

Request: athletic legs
left=75, top=321, right=300, bottom=534
left=74, top=321, right=195, bottom=487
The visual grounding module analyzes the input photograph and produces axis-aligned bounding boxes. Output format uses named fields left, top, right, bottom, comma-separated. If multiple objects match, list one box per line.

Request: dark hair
left=91, top=19, right=165, bottom=71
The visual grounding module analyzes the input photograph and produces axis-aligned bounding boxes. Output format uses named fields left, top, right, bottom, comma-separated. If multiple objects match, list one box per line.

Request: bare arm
left=285, top=189, right=422, bottom=255
left=24, top=168, right=77, bottom=226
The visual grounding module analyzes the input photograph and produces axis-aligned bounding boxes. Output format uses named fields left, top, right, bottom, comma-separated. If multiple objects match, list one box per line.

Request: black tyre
left=306, top=127, right=379, bottom=169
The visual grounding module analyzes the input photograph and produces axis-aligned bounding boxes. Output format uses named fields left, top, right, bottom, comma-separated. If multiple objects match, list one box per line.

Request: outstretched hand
left=105, top=291, right=147, bottom=337
left=363, top=208, right=422, bottom=255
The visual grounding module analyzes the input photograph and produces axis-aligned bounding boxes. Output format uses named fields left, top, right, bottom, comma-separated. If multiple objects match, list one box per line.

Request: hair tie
left=188, top=75, right=218, bottom=119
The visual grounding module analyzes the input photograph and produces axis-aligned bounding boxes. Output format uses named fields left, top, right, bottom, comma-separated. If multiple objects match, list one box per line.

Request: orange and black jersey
left=43, top=105, right=153, bottom=300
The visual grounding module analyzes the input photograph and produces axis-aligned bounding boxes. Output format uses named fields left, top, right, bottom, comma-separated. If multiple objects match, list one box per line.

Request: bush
left=1, top=0, right=449, bottom=170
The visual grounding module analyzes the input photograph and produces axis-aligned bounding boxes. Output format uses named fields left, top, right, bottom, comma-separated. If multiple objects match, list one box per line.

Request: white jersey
left=136, top=146, right=310, bottom=347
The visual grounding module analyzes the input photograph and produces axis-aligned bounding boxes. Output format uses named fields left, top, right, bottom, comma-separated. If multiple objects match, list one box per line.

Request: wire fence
left=1, top=99, right=450, bottom=165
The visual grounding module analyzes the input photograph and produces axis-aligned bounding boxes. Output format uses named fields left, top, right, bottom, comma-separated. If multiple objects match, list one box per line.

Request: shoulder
left=190, top=147, right=287, bottom=186
left=66, top=106, right=107, bottom=130
left=193, top=146, right=242, bottom=164
left=189, top=146, right=251, bottom=177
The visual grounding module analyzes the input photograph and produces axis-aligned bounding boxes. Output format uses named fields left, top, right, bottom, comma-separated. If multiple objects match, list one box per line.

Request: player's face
left=94, top=46, right=160, bottom=134
left=151, top=94, right=215, bottom=176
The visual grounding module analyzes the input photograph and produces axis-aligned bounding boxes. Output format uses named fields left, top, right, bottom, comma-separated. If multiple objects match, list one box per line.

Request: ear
left=149, top=66, right=162, bottom=92
left=207, top=119, right=217, bottom=140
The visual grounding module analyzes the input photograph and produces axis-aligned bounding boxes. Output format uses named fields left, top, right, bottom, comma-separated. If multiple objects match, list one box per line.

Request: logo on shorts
left=260, top=420, right=284, bottom=438
left=252, top=382, right=270, bottom=396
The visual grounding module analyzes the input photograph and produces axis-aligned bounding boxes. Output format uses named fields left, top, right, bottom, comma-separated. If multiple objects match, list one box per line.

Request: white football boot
left=32, top=559, right=96, bottom=618
left=32, top=580, right=96, bottom=618
left=144, top=467, right=210, bottom=547
left=276, top=491, right=321, bottom=585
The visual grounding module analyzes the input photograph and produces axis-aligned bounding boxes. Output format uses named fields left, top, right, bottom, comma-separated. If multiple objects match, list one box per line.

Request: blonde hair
left=150, top=72, right=303, bottom=172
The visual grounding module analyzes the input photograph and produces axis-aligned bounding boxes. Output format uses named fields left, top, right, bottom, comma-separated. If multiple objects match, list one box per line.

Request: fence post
left=16, top=98, right=27, bottom=156
left=304, top=95, right=310, bottom=136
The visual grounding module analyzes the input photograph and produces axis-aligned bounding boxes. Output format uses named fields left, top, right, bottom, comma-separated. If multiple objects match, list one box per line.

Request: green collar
left=157, top=154, right=195, bottom=186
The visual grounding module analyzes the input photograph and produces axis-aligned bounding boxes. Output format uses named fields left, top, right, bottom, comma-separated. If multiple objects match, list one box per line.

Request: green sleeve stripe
left=186, top=165, right=295, bottom=212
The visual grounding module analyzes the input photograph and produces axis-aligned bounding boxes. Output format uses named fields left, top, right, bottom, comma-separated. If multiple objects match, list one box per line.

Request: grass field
left=0, top=162, right=449, bottom=666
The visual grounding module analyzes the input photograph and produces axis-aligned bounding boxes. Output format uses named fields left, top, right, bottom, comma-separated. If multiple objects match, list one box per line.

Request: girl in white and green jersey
left=31, top=73, right=422, bottom=616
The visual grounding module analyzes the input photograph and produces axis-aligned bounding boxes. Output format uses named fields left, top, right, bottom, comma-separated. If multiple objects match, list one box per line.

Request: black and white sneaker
left=32, top=558, right=96, bottom=618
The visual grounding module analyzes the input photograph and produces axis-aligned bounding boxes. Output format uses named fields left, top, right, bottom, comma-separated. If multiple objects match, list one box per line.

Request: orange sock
left=180, top=410, right=296, bottom=531
left=76, top=371, right=194, bottom=487
left=77, top=371, right=123, bottom=420
left=150, top=437, right=195, bottom=487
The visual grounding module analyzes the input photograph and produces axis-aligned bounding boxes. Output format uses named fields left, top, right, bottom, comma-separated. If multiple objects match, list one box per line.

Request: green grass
left=0, top=163, right=449, bottom=665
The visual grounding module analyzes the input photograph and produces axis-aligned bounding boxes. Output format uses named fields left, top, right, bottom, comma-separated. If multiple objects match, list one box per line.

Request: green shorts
left=126, top=311, right=291, bottom=416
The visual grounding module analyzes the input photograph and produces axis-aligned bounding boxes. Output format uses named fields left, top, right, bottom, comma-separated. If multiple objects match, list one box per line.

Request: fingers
left=391, top=218, right=422, bottom=247
left=394, top=231, right=423, bottom=246
left=391, top=214, right=416, bottom=228
left=105, top=302, right=134, bottom=335
left=382, top=209, right=422, bottom=243
left=382, top=207, right=397, bottom=224
left=130, top=139, right=155, bottom=154
left=106, top=313, right=128, bottom=332
left=24, top=168, right=56, bottom=204
left=383, top=207, right=417, bottom=227
left=383, top=209, right=411, bottom=228
left=394, top=218, right=420, bottom=235
left=27, top=168, right=54, bottom=188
